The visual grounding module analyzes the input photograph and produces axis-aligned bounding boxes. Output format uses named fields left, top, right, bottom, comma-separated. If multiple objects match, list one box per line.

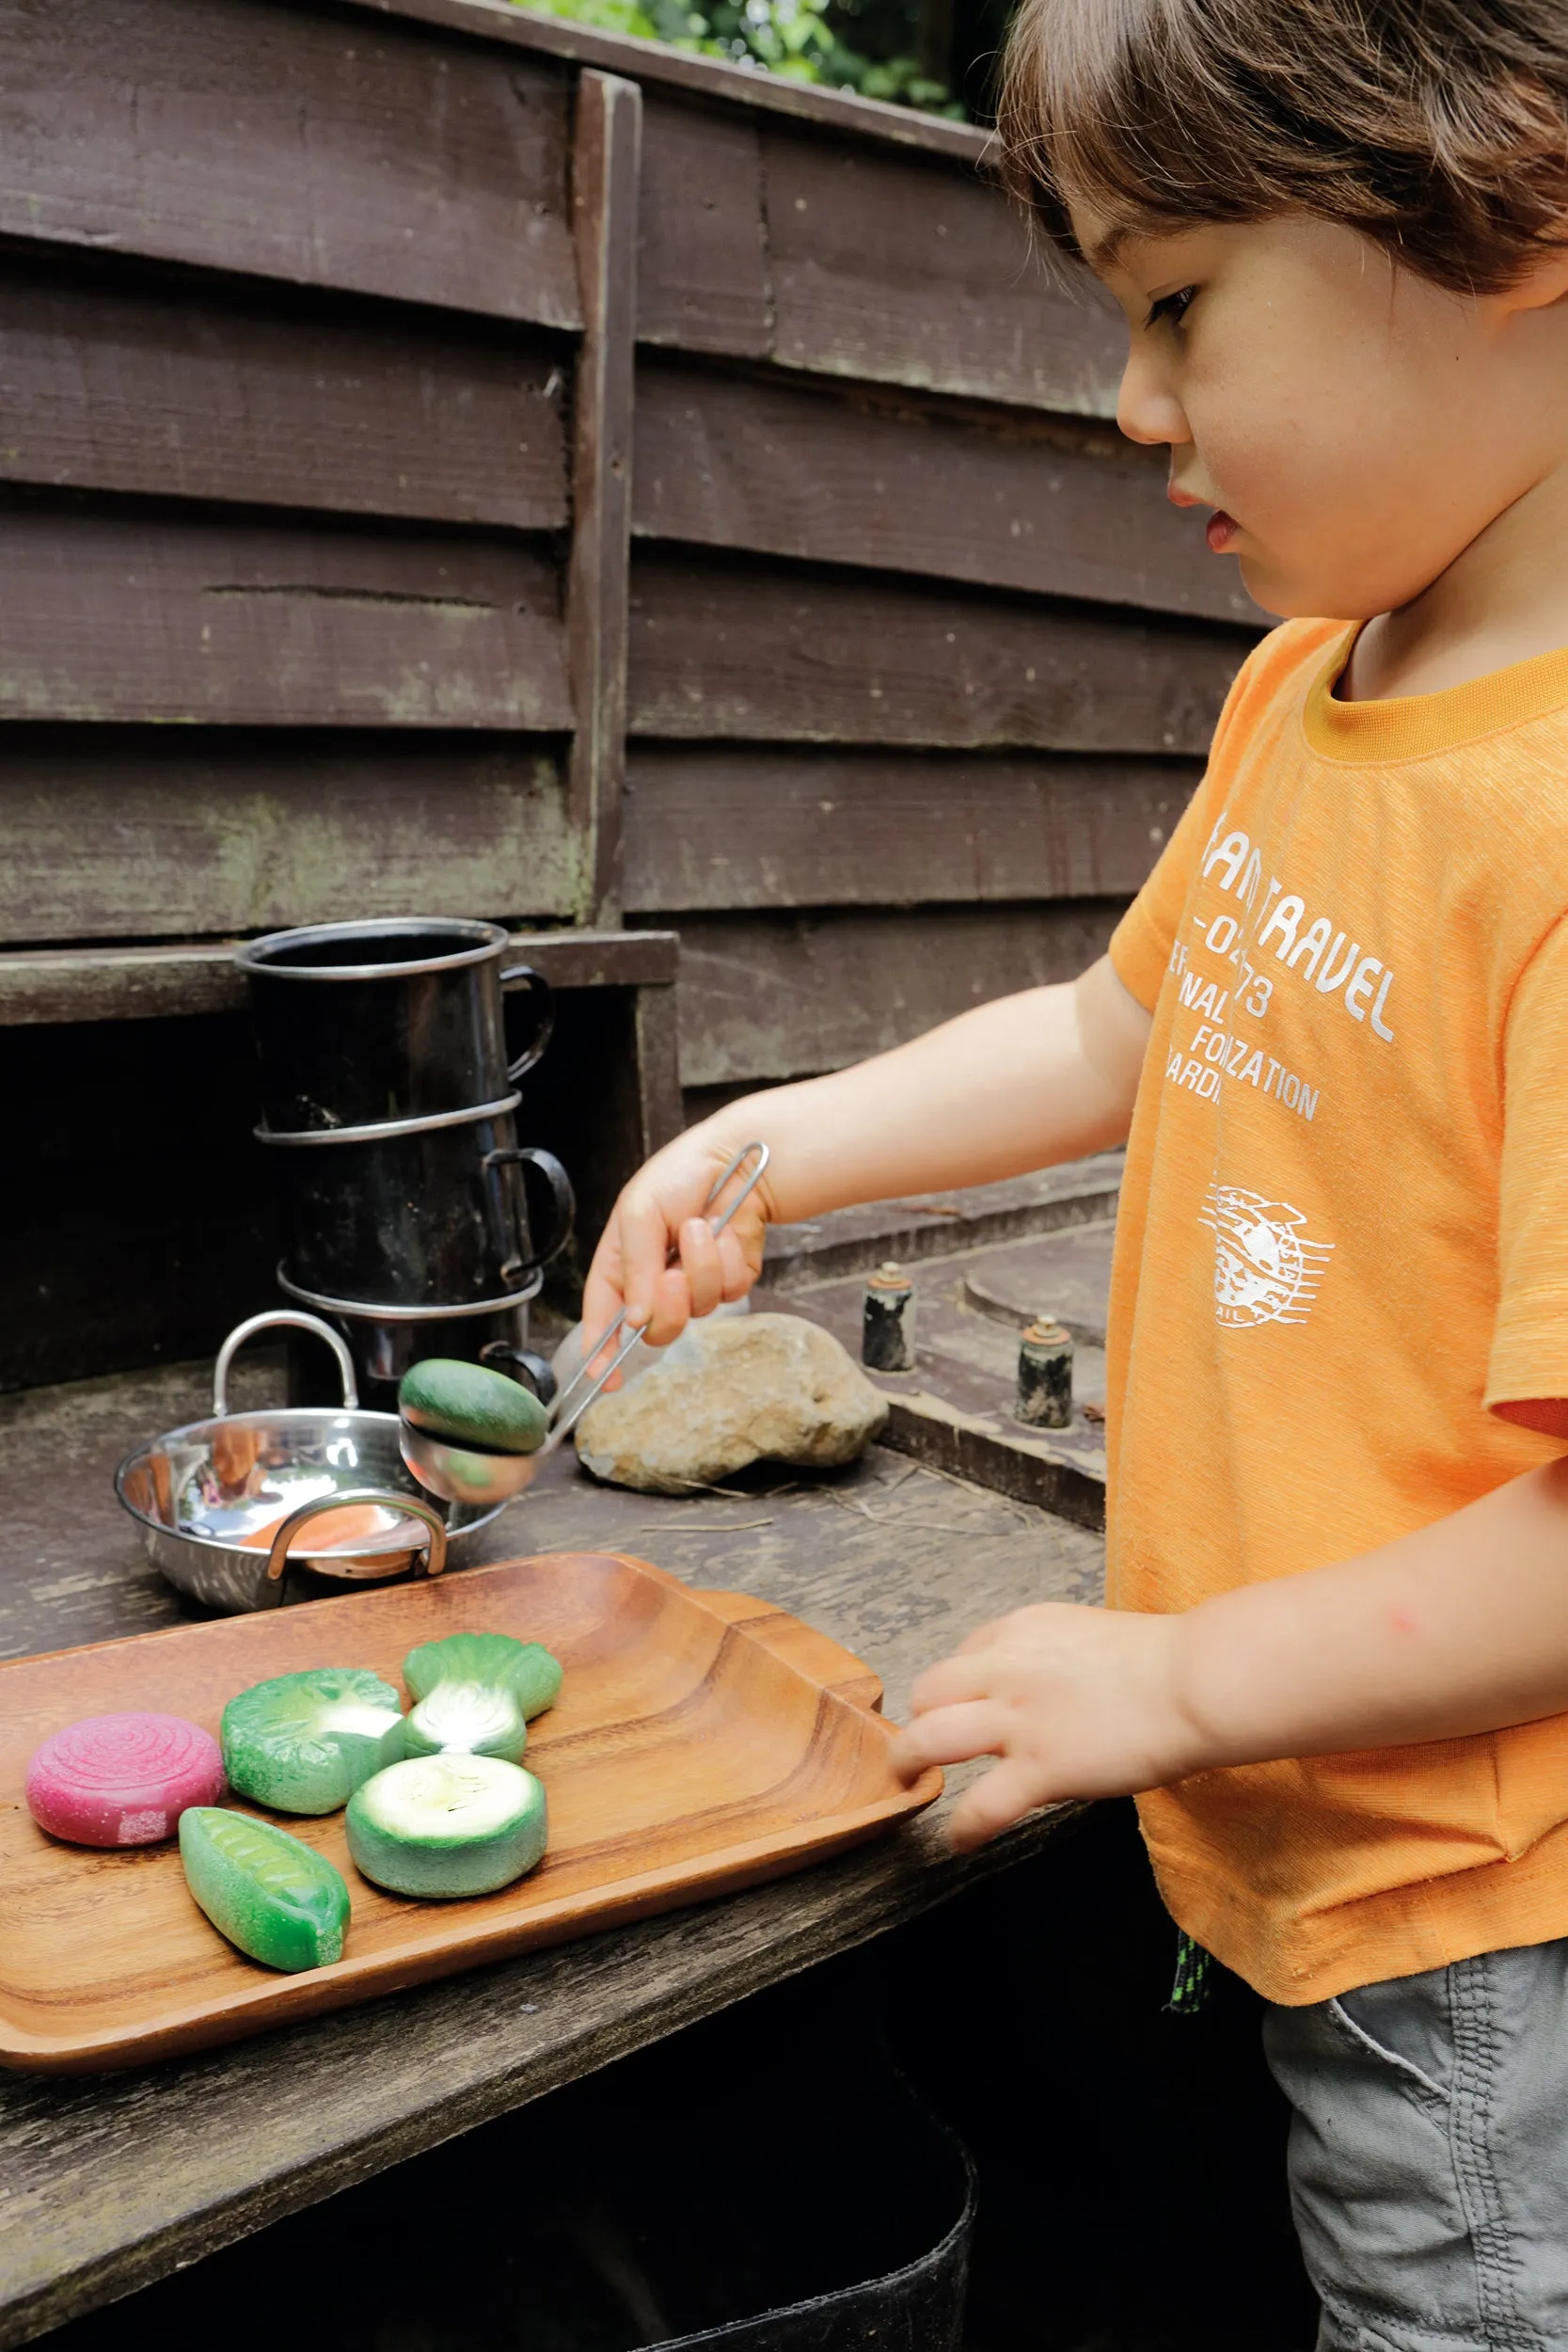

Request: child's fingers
left=889, top=1699, right=1004, bottom=1782
left=678, top=1216, right=726, bottom=1320
left=946, top=1758, right=1047, bottom=1852
left=908, top=1652, right=996, bottom=1715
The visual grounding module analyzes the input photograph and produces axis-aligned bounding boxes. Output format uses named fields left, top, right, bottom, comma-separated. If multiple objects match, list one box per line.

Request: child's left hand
left=889, top=1602, right=1208, bottom=1851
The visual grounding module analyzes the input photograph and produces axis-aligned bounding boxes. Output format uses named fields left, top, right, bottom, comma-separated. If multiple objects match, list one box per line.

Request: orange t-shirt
left=1108, top=617, right=1568, bottom=2005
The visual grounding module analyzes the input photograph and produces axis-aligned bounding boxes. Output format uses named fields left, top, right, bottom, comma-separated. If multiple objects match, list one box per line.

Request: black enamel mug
left=271, top=1103, right=575, bottom=1311
left=236, top=918, right=554, bottom=1136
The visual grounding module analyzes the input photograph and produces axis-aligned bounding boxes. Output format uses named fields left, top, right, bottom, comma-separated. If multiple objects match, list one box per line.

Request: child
left=584, top=3, right=1568, bottom=2338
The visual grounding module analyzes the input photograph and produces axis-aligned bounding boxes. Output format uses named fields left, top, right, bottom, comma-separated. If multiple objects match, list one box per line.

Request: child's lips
left=1206, top=509, right=1240, bottom=553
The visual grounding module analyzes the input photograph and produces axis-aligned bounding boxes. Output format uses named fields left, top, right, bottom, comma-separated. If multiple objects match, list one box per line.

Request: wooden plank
left=0, top=0, right=579, bottom=326
left=0, top=256, right=568, bottom=527
left=0, top=1371, right=1094, bottom=2345
left=567, top=72, right=642, bottom=921
left=760, top=123, right=1123, bottom=416
left=0, top=738, right=578, bottom=943
left=0, top=930, right=679, bottom=1026
left=0, top=505, right=572, bottom=728
left=626, top=555, right=1251, bottom=753
left=638, top=93, right=770, bottom=358
left=633, top=362, right=1262, bottom=626
left=672, top=902, right=1128, bottom=1087
left=348, top=0, right=991, bottom=163
left=621, top=749, right=1197, bottom=911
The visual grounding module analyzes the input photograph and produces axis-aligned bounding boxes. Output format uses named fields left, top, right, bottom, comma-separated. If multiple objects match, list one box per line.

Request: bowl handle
left=261, top=1487, right=449, bottom=1597
left=213, top=1311, right=358, bottom=1418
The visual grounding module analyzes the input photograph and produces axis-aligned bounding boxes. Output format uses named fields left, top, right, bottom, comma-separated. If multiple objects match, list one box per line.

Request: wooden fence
left=0, top=0, right=1258, bottom=1110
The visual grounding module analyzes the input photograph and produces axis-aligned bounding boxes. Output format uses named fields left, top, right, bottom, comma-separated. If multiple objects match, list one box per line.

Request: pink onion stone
left=26, top=1712, right=226, bottom=1848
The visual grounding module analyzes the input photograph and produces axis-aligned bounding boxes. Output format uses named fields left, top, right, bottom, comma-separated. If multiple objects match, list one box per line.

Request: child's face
left=1075, top=204, right=1568, bottom=621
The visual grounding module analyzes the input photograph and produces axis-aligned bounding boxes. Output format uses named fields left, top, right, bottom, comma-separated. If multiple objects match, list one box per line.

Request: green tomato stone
left=222, top=1668, right=404, bottom=1815
left=398, top=1359, right=550, bottom=1455
left=180, top=1807, right=350, bottom=1971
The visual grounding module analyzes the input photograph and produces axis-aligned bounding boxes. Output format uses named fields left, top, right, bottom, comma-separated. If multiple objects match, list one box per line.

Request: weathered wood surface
left=0, top=930, right=678, bottom=1027
left=0, top=507, right=570, bottom=729
left=0, top=256, right=568, bottom=527
left=634, top=361, right=1260, bottom=625
left=763, top=1152, right=1124, bottom=1286
left=0, top=737, right=578, bottom=943
left=567, top=72, right=641, bottom=922
left=351, top=0, right=990, bottom=160
left=0, top=1355, right=1101, bottom=2343
left=672, top=901, right=1126, bottom=1087
left=0, top=0, right=580, bottom=326
left=622, top=749, right=1196, bottom=910
left=638, top=97, right=1125, bottom=416
left=626, top=555, right=1250, bottom=751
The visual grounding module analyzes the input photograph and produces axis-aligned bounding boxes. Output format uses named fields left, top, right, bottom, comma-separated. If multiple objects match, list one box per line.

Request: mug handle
left=499, top=964, right=556, bottom=1084
left=483, top=1146, right=576, bottom=1280
left=479, top=1342, right=560, bottom=1409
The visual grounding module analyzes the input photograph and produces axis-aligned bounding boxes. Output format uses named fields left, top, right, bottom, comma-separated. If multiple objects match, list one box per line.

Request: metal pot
left=280, top=1282, right=557, bottom=1418
left=236, top=917, right=554, bottom=1136
left=269, top=1104, right=574, bottom=1310
left=114, top=1311, right=504, bottom=1613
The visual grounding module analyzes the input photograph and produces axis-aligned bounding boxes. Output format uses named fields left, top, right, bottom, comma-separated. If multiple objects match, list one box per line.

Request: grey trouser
left=1264, top=1941, right=1568, bottom=2351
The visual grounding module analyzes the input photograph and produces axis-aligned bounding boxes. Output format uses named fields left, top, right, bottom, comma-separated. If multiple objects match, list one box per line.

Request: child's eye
left=1146, top=286, right=1196, bottom=330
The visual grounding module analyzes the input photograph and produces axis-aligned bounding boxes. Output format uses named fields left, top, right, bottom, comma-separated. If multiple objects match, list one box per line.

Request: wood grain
left=568, top=72, right=642, bottom=921
left=638, top=94, right=771, bottom=358
left=633, top=361, right=1261, bottom=626
left=0, top=736, right=578, bottom=942
left=759, top=123, right=1123, bottom=417
left=0, top=0, right=580, bottom=326
left=0, top=504, right=571, bottom=728
left=0, top=1374, right=1099, bottom=2344
left=0, top=929, right=678, bottom=1026
left=0, top=256, right=569, bottom=527
left=626, top=554, right=1251, bottom=751
left=0, top=1551, right=939, bottom=2072
left=668, top=901, right=1127, bottom=1086
left=621, top=748, right=1196, bottom=910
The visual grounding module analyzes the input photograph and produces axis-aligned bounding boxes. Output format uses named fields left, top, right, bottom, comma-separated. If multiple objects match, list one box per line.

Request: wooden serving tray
left=0, top=1552, right=942, bottom=2074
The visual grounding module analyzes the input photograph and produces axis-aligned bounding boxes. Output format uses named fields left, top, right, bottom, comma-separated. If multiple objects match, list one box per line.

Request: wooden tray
left=0, top=1551, right=942, bottom=2073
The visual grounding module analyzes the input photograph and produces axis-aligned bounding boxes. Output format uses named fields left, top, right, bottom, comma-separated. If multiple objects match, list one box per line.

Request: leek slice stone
left=399, top=1680, right=529, bottom=1763
left=180, top=1806, right=350, bottom=1971
left=402, top=1631, right=562, bottom=1723
left=346, top=1755, right=547, bottom=1898
left=222, top=1667, right=404, bottom=1815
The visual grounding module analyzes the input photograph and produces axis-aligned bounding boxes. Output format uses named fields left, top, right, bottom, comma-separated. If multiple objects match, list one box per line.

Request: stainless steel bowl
left=114, top=1311, right=504, bottom=1612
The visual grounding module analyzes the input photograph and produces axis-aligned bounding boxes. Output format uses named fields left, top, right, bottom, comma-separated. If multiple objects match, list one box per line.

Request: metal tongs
left=399, top=1141, right=771, bottom=1506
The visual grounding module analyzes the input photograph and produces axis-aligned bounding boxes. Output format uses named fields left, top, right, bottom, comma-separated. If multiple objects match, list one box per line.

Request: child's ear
left=1493, top=244, right=1568, bottom=315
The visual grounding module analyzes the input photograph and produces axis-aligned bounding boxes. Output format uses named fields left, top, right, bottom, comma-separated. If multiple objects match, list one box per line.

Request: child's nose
left=1117, top=351, right=1190, bottom=450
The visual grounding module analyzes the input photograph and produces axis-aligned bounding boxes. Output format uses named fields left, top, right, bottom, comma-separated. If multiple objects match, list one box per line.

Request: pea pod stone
left=180, top=1807, right=350, bottom=1971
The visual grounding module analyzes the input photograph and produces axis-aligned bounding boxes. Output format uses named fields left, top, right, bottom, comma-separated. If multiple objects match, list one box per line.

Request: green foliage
left=514, top=0, right=964, bottom=116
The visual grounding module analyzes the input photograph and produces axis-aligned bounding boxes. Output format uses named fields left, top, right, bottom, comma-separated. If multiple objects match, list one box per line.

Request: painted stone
left=26, top=1712, right=225, bottom=1849
left=180, top=1806, right=350, bottom=1971
left=222, top=1668, right=404, bottom=1815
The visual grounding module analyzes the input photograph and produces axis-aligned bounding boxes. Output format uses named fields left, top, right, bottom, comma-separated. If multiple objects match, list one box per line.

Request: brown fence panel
left=622, top=750, right=1197, bottom=911
left=0, top=258, right=569, bottom=528
left=626, top=553, right=1249, bottom=753
left=0, top=0, right=580, bottom=325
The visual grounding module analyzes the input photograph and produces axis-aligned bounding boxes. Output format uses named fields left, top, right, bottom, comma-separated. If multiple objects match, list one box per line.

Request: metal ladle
left=398, top=1141, right=771, bottom=1507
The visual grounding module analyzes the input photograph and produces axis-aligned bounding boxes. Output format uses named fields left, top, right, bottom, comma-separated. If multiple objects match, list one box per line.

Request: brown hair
left=996, top=0, right=1568, bottom=294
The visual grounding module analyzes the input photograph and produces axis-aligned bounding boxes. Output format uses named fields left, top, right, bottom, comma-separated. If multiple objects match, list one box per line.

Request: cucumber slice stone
left=180, top=1806, right=350, bottom=1971
left=222, top=1668, right=404, bottom=1815
left=402, top=1631, right=562, bottom=1722
left=399, top=1359, right=550, bottom=1455
left=399, top=1680, right=529, bottom=1763
left=346, top=1756, right=547, bottom=1898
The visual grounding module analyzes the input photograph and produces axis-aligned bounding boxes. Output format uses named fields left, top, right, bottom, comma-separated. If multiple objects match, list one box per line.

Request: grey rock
left=575, top=1312, right=888, bottom=1494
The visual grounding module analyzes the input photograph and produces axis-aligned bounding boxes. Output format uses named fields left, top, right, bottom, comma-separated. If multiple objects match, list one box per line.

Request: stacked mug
left=236, top=919, right=574, bottom=1411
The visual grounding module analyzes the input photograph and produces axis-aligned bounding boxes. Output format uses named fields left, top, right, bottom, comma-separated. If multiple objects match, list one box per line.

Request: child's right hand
left=579, top=1125, right=780, bottom=1373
